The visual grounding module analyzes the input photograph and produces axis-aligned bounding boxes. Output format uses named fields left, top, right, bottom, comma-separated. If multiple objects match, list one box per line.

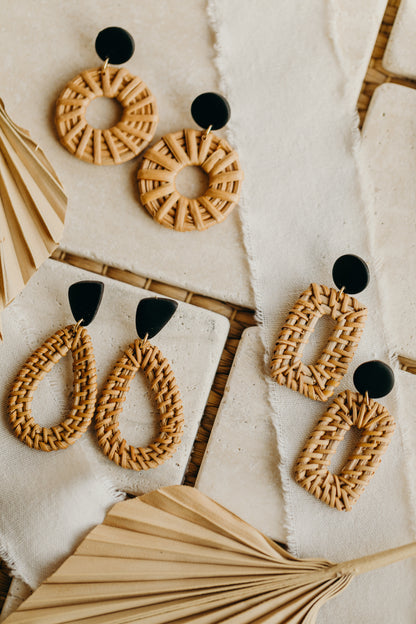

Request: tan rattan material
left=137, top=129, right=243, bottom=231
left=294, top=389, right=396, bottom=511
left=55, top=66, right=158, bottom=165
left=95, top=338, right=184, bottom=470
left=8, top=325, right=97, bottom=451
left=270, top=283, right=367, bottom=401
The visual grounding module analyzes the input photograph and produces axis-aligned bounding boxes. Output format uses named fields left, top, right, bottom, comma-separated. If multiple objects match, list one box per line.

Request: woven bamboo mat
left=1, top=0, right=415, bottom=610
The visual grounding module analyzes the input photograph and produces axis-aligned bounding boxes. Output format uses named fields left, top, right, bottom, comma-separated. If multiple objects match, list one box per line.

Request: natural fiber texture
left=8, top=324, right=97, bottom=451
left=55, top=66, right=158, bottom=165
left=137, top=128, right=243, bottom=230
left=95, top=338, right=184, bottom=470
left=4, top=485, right=416, bottom=624
left=0, top=99, right=67, bottom=339
left=270, top=283, right=367, bottom=401
left=294, top=389, right=396, bottom=512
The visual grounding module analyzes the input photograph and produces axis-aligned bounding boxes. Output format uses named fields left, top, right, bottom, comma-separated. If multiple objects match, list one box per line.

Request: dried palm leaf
left=3, top=485, right=416, bottom=623
left=0, top=100, right=67, bottom=338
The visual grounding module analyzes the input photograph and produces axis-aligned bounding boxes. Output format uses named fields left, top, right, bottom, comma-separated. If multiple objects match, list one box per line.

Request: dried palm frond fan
left=4, top=485, right=416, bottom=623
left=0, top=100, right=67, bottom=338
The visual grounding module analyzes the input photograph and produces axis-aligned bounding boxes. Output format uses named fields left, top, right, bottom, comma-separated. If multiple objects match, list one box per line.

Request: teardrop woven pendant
left=8, top=325, right=97, bottom=451
left=95, top=338, right=184, bottom=470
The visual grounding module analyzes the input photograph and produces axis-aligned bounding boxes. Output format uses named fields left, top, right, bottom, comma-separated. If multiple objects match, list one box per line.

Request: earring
left=95, top=297, right=184, bottom=470
left=271, top=255, right=369, bottom=401
left=8, top=281, right=104, bottom=451
left=137, top=92, right=243, bottom=231
left=294, top=360, right=395, bottom=511
left=55, top=27, right=158, bottom=165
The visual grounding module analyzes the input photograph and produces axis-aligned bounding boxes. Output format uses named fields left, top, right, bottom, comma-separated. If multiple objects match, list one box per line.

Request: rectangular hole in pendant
left=330, top=426, right=362, bottom=474
left=301, top=315, right=336, bottom=367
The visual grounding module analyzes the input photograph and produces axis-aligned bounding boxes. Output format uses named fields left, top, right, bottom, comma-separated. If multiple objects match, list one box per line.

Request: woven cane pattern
left=8, top=325, right=97, bottom=451
left=294, top=390, right=396, bottom=511
left=55, top=67, right=158, bottom=165
left=95, top=338, right=184, bottom=471
left=271, top=283, right=367, bottom=401
left=137, top=129, right=243, bottom=231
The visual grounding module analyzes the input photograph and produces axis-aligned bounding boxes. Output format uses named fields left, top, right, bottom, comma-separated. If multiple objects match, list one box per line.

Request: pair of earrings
left=8, top=282, right=184, bottom=471
left=271, top=255, right=396, bottom=511
left=55, top=27, right=243, bottom=232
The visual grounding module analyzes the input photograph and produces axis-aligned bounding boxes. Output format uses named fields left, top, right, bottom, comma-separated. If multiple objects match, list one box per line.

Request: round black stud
left=191, top=92, right=231, bottom=130
left=136, top=297, right=178, bottom=340
left=68, top=281, right=104, bottom=326
left=332, top=254, right=369, bottom=294
left=95, top=27, right=135, bottom=65
left=353, top=360, right=395, bottom=399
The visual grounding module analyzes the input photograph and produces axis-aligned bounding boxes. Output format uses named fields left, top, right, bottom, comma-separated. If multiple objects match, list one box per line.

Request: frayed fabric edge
left=206, top=0, right=416, bottom=556
left=206, top=0, right=297, bottom=554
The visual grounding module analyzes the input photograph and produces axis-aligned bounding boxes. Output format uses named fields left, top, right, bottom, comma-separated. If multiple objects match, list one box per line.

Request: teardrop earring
left=137, top=92, right=243, bottom=231
left=95, top=297, right=184, bottom=470
left=55, top=26, right=158, bottom=165
left=8, top=280, right=104, bottom=451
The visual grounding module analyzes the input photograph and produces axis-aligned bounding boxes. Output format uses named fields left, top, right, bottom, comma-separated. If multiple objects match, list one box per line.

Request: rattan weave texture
left=294, top=389, right=396, bottom=511
left=8, top=325, right=97, bottom=451
left=137, top=129, right=243, bottom=231
left=55, top=67, right=158, bottom=165
left=95, top=338, right=184, bottom=471
left=271, top=283, right=367, bottom=401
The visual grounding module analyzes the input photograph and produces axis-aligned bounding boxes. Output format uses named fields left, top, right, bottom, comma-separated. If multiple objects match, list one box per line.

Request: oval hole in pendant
left=117, top=368, right=160, bottom=447
left=30, top=350, right=74, bottom=428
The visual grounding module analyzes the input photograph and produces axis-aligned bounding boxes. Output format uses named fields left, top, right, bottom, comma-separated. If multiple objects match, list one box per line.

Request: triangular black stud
left=135, top=297, right=178, bottom=340
left=353, top=360, right=395, bottom=399
left=332, top=254, right=369, bottom=294
left=68, top=281, right=104, bottom=326
left=191, top=92, right=231, bottom=130
left=95, top=27, right=135, bottom=65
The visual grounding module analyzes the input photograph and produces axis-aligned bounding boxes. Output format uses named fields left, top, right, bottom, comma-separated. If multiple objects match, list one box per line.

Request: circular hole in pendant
left=175, top=165, right=209, bottom=199
left=85, top=96, right=123, bottom=129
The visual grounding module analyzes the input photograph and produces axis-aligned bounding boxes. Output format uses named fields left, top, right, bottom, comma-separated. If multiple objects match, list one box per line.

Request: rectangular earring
left=271, top=255, right=369, bottom=401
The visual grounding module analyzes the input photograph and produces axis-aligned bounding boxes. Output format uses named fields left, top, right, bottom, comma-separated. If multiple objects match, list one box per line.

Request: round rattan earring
left=295, top=360, right=395, bottom=511
left=271, top=254, right=369, bottom=401
left=55, top=26, right=158, bottom=165
left=8, top=281, right=104, bottom=451
left=137, top=92, right=243, bottom=231
left=95, top=297, right=184, bottom=470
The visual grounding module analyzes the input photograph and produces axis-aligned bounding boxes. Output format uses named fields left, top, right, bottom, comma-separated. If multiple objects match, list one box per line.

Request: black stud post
left=68, top=281, right=104, bottom=326
left=332, top=254, right=370, bottom=294
left=353, top=360, right=395, bottom=399
left=95, top=27, right=135, bottom=65
left=191, top=92, right=231, bottom=130
left=135, top=297, right=178, bottom=340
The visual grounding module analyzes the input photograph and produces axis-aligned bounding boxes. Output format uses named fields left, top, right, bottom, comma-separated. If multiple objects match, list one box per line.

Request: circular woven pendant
left=55, top=66, right=158, bottom=165
left=8, top=325, right=97, bottom=451
left=95, top=338, right=184, bottom=471
left=137, top=129, right=243, bottom=231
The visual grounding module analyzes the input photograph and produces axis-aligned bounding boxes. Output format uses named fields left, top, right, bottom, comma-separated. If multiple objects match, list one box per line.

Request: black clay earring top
left=295, top=359, right=396, bottom=512
left=8, top=280, right=104, bottom=451
left=271, top=254, right=369, bottom=401
left=137, top=92, right=243, bottom=232
left=55, top=26, right=158, bottom=165
left=95, top=296, right=184, bottom=471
